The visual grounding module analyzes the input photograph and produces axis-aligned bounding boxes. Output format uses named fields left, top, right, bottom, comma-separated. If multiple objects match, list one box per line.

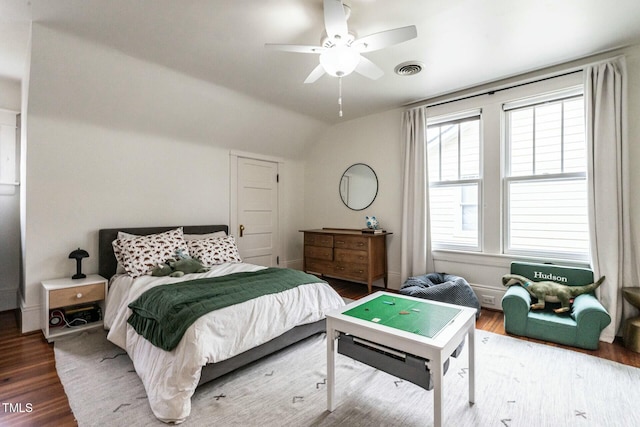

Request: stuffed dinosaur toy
left=502, top=273, right=605, bottom=313
left=151, top=250, right=209, bottom=278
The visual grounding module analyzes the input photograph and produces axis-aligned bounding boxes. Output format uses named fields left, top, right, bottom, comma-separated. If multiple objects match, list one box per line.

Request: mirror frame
left=339, top=163, right=378, bottom=211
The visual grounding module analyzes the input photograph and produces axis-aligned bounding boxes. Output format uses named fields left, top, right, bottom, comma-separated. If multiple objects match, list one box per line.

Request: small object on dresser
left=362, top=228, right=385, bottom=234
left=365, top=215, right=379, bottom=230
left=68, top=248, right=89, bottom=279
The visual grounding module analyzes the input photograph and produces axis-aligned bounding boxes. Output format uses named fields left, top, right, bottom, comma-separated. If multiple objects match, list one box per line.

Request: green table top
left=343, top=295, right=462, bottom=338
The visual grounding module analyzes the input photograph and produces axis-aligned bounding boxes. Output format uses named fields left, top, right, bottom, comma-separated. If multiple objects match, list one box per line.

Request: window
left=427, top=111, right=481, bottom=250
left=504, top=87, right=589, bottom=260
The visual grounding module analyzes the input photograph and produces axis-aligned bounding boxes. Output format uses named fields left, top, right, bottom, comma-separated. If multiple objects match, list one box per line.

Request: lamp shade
left=69, top=248, right=89, bottom=260
left=319, top=45, right=360, bottom=77
left=69, top=248, right=89, bottom=279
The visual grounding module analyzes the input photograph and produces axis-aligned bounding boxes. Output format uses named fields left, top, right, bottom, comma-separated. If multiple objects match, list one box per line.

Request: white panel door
left=234, top=157, right=279, bottom=266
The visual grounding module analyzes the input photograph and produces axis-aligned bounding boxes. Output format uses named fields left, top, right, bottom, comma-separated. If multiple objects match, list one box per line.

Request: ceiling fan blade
left=304, top=64, right=326, bottom=84
left=264, top=43, right=324, bottom=54
left=323, top=0, right=349, bottom=42
left=353, top=25, right=417, bottom=53
left=355, top=56, right=384, bottom=80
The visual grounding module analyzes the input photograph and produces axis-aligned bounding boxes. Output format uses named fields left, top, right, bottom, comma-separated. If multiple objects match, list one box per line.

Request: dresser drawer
left=333, top=235, right=368, bottom=250
left=305, top=259, right=333, bottom=275
left=49, top=283, right=105, bottom=309
left=334, top=263, right=368, bottom=281
left=334, top=248, right=368, bottom=264
left=304, top=233, right=334, bottom=248
left=304, top=245, right=333, bottom=261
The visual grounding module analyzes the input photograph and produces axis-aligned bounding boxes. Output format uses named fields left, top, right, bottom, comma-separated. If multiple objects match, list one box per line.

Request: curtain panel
left=585, top=56, right=639, bottom=342
left=400, top=107, right=433, bottom=283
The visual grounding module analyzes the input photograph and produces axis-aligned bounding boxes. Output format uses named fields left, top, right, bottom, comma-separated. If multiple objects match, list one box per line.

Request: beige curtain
left=400, top=107, right=433, bottom=283
left=585, top=56, right=638, bottom=343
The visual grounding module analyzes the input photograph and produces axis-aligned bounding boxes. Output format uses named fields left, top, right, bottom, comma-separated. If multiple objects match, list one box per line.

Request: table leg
left=432, top=355, right=443, bottom=427
left=326, top=321, right=337, bottom=412
left=468, top=326, right=476, bottom=404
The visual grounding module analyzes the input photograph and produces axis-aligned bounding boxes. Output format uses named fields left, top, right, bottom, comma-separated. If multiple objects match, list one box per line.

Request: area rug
left=54, top=329, right=640, bottom=427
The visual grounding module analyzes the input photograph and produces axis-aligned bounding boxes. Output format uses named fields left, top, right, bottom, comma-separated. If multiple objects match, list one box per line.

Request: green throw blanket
left=127, top=268, right=324, bottom=351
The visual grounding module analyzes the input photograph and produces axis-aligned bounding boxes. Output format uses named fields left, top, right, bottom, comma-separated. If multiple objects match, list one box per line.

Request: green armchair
left=501, top=262, right=611, bottom=350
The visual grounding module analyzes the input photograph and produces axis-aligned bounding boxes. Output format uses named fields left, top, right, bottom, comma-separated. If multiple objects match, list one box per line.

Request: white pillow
left=187, top=236, right=242, bottom=267
left=184, top=231, right=227, bottom=241
left=112, top=227, right=188, bottom=278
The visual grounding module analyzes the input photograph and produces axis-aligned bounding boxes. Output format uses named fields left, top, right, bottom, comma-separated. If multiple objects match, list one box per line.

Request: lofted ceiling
left=2, top=0, right=640, bottom=124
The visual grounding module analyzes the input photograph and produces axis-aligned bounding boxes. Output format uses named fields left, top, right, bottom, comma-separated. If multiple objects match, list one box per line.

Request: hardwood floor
left=1, top=279, right=638, bottom=426
left=0, top=310, right=76, bottom=427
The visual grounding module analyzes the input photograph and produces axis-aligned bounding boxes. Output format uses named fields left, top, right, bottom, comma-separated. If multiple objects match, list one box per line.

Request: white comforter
left=104, top=263, right=345, bottom=423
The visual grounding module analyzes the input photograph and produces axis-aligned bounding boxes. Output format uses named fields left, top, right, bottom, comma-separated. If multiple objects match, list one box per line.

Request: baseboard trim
left=470, top=283, right=505, bottom=311
left=20, top=303, right=40, bottom=334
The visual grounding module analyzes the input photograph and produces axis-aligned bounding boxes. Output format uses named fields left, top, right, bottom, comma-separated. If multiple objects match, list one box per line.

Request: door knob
left=239, top=224, right=245, bottom=237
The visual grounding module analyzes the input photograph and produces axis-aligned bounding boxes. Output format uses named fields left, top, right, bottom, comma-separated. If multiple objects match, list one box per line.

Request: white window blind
left=427, top=110, right=481, bottom=250
left=504, top=88, right=589, bottom=260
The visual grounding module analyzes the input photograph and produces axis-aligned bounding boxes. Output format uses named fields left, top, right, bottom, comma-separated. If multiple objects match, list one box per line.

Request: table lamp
left=69, top=248, right=89, bottom=279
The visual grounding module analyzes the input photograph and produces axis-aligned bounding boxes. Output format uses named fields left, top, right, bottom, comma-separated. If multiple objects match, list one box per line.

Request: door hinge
left=276, top=173, right=279, bottom=183
left=276, top=256, right=280, bottom=265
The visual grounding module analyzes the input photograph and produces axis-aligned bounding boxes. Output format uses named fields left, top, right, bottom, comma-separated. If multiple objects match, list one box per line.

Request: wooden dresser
left=300, top=228, right=391, bottom=293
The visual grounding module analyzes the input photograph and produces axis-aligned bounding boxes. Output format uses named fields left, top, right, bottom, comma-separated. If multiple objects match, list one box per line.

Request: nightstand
left=41, top=274, right=108, bottom=342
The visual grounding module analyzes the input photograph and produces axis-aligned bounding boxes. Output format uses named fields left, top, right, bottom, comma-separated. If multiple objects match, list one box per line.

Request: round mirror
left=339, top=163, right=378, bottom=211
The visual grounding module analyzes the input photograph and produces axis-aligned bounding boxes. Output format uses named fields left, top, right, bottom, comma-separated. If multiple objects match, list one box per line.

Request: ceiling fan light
left=320, top=45, right=360, bottom=77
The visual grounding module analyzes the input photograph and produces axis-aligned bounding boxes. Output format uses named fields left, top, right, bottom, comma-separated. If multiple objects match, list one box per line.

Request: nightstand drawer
left=49, top=283, right=105, bottom=309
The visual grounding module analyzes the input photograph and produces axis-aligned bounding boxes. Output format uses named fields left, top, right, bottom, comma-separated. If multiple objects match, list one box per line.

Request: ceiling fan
left=265, top=0, right=417, bottom=116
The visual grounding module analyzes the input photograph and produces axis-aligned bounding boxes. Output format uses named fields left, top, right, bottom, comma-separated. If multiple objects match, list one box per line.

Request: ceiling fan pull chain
left=338, top=76, right=343, bottom=117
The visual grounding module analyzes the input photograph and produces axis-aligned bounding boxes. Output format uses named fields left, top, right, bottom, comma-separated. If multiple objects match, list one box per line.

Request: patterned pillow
left=113, top=228, right=188, bottom=277
left=184, top=231, right=227, bottom=241
left=187, top=236, right=242, bottom=267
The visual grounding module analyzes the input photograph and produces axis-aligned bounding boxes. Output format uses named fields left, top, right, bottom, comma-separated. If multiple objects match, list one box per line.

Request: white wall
left=19, top=24, right=326, bottom=332
left=304, top=44, right=640, bottom=306
left=304, top=109, right=405, bottom=289
left=0, top=78, right=21, bottom=109
left=0, top=77, right=21, bottom=311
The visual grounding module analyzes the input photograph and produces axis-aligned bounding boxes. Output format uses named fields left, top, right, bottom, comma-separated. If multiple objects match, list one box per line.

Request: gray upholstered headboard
left=98, top=225, right=229, bottom=279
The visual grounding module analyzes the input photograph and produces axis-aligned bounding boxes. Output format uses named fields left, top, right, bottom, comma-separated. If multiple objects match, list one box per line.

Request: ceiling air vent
left=394, top=61, right=424, bottom=76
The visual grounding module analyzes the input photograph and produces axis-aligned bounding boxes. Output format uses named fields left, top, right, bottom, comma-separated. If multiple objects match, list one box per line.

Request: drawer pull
left=76, top=293, right=83, bottom=299
left=336, top=240, right=345, bottom=244
left=357, top=242, right=364, bottom=246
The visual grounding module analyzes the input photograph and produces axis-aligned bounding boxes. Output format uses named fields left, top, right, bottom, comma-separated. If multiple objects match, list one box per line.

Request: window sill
left=432, top=249, right=590, bottom=269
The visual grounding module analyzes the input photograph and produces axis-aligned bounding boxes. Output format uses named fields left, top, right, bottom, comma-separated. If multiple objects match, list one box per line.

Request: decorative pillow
left=112, top=228, right=189, bottom=278
left=115, top=231, right=139, bottom=274
left=187, top=236, right=242, bottom=267
left=184, top=231, right=227, bottom=241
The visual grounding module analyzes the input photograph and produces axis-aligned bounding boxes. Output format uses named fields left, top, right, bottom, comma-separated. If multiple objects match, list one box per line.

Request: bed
left=98, top=225, right=345, bottom=423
